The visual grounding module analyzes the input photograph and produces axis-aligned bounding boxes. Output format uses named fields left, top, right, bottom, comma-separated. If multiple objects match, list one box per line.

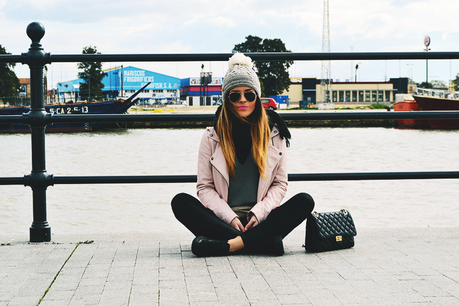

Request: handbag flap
left=310, top=209, right=357, bottom=239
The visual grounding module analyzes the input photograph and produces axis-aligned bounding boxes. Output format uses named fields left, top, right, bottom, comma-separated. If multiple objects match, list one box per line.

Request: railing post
left=22, top=22, right=52, bottom=242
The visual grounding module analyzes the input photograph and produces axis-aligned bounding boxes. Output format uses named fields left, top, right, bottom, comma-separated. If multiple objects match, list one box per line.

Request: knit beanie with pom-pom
left=221, top=53, right=261, bottom=99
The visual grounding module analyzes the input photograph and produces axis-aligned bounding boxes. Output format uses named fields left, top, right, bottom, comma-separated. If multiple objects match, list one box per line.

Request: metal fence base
left=30, top=226, right=51, bottom=242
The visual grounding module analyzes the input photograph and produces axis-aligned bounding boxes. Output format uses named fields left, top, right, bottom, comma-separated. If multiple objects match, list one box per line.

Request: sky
left=1, top=0, right=459, bottom=89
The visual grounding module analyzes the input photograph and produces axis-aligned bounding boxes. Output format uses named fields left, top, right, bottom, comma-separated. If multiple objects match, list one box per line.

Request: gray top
left=228, top=154, right=259, bottom=208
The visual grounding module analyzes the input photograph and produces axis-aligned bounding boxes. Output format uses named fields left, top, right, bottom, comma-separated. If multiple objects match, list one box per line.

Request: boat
left=413, top=88, right=459, bottom=129
left=394, top=89, right=459, bottom=129
left=393, top=94, right=429, bottom=128
left=0, top=82, right=150, bottom=133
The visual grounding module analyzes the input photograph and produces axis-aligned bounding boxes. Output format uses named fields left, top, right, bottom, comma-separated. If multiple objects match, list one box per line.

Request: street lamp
left=424, top=36, right=431, bottom=86
left=354, top=63, right=361, bottom=82
left=406, top=64, right=413, bottom=84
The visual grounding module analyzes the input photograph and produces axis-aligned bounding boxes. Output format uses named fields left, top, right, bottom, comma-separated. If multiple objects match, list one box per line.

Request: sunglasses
left=228, top=91, right=257, bottom=103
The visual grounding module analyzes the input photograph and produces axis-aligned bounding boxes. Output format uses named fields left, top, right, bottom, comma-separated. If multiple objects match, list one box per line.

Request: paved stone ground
left=1, top=227, right=458, bottom=306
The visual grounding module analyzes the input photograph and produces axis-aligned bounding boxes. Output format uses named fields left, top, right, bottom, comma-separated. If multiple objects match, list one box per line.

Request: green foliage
left=78, top=240, right=94, bottom=244
left=416, top=80, right=448, bottom=90
left=417, top=81, right=433, bottom=89
left=77, top=46, right=107, bottom=101
left=0, top=44, right=20, bottom=102
left=369, top=104, right=387, bottom=109
left=430, top=80, right=447, bottom=89
left=233, top=35, right=293, bottom=97
left=452, top=77, right=458, bottom=91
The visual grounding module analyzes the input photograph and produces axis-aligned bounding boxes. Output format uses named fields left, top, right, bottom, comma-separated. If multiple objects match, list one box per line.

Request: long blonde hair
left=216, top=96, right=270, bottom=178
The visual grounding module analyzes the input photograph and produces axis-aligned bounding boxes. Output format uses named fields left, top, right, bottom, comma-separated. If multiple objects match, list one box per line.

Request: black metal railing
left=1, top=22, right=459, bottom=242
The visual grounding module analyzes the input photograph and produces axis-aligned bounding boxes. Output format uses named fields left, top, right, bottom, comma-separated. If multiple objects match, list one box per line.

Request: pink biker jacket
left=196, top=125, right=288, bottom=225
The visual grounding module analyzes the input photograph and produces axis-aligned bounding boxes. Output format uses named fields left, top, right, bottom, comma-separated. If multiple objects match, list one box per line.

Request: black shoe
left=251, top=235, right=284, bottom=256
left=191, top=236, right=230, bottom=257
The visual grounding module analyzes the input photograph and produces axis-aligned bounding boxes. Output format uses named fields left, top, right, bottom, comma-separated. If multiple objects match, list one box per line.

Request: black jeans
left=171, top=192, right=315, bottom=248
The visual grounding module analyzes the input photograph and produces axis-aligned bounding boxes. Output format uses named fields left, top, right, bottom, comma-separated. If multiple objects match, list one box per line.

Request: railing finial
left=26, top=22, right=45, bottom=49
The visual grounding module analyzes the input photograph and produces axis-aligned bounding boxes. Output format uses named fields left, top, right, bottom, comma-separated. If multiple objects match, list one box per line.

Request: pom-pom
left=228, top=53, right=253, bottom=69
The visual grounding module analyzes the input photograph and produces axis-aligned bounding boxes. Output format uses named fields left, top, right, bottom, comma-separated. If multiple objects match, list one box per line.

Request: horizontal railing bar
left=45, top=51, right=459, bottom=62
left=50, top=171, right=459, bottom=184
left=3, top=52, right=459, bottom=64
left=288, top=171, right=459, bottom=181
left=2, top=171, right=458, bottom=186
left=52, top=175, right=197, bottom=184
left=46, top=171, right=459, bottom=183
left=281, top=111, right=459, bottom=121
left=2, top=111, right=459, bottom=125
left=0, top=177, right=27, bottom=185
left=0, top=55, right=23, bottom=63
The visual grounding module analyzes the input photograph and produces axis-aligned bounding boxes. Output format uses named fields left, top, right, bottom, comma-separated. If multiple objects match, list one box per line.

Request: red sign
left=424, top=36, right=431, bottom=47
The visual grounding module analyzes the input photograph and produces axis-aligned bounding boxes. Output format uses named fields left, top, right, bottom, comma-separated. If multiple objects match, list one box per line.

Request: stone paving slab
left=0, top=227, right=458, bottom=306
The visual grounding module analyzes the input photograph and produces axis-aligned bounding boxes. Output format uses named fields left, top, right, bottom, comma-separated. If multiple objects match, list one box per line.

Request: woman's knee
left=172, top=192, right=189, bottom=205
left=171, top=193, right=195, bottom=217
left=292, top=192, right=315, bottom=214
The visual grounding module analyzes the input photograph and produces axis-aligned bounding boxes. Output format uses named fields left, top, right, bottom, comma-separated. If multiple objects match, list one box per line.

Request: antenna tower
left=320, top=0, right=331, bottom=102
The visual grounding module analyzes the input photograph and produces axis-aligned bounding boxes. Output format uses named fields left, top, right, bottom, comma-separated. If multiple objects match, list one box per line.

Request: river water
left=1, top=127, right=459, bottom=236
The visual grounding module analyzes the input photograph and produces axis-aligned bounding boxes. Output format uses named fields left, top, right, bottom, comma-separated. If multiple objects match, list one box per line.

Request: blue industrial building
left=56, top=66, right=181, bottom=104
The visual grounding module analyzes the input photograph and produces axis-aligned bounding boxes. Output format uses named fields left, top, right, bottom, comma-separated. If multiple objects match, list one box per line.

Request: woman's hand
left=245, top=215, right=259, bottom=231
left=230, top=217, right=245, bottom=232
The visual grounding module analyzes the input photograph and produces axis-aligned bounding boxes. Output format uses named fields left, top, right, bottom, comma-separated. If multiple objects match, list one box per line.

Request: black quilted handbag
left=305, top=209, right=357, bottom=252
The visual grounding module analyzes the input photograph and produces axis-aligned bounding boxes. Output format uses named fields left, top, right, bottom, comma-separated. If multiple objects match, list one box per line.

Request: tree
left=416, top=80, right=447, bottom=90
left=233, top=35, right=293, bottom=97
left=77, top=46, right=107, bottom=101
left=417, top=82, right=432, bottom=89
left=0, top=44, right=20, bottom=103
left=430, top=80, right=447, bottom=90
left=453, top=77, right=459, bottom=91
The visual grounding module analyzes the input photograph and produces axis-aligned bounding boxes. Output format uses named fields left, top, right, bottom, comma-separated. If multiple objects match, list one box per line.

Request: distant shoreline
left=121, top=106, right=395, bottom=128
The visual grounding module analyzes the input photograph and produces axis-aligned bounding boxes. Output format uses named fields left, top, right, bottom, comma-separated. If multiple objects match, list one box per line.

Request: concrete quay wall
left=121, top=106, right=395, bottom=128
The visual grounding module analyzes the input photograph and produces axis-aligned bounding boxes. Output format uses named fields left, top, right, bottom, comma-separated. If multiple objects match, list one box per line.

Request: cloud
left=330, top=0, right=459, bottom=51
left=3, top=0, right=459, bottom=84
left=206, top=16, right=236, bottom=28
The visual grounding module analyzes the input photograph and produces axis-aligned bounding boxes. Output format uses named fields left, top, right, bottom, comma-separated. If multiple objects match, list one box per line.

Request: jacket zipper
left=210, top=160, right=229, bottom=187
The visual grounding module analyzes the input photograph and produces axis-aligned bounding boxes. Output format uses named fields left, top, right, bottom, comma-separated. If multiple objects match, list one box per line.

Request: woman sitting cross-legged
left=171, top=53, right=315, bottom=256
